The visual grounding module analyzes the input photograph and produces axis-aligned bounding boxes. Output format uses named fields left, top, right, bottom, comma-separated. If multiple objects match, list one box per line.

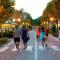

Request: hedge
left=0, top=37, right=8, bottom=45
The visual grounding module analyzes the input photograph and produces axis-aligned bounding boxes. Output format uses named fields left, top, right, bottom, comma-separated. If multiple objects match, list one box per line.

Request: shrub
left=3, top=32, right=9, bottom=37
left=51, top=24, right=58, bottom=37
left=52, top=24, right=57, bottom=33
left=0, top=37, right=8, bottom=45
left=3, top=31, right=13, bottom=38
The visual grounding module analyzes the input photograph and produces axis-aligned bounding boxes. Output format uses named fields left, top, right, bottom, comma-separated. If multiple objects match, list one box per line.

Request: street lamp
left=46, top=21, right=48, bottom=24
left=50, top=17, right=54, bottom=21
left=18, top=19, right=21, bottom=22
left=44, top=21, right=45, bottom=24
left=28, top=24, right=29, bottom=25
left=13, top=19, right=15, bottom=22
left=26, top=22, right=28, bottom=25
left=23, top=22, right=24, bottom=25
left=49, top=17, right=54, bottom=29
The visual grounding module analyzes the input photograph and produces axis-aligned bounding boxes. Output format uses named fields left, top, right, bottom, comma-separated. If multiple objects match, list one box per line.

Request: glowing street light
left=46, top=21, right=48, bottom=24
left=28, top=24, right=29, bottom=25
left=50, top=17, right=54, bottom=21
left=23, top=22, right=24, bottom=25
left=13, top=19, right=15, bottom=22
left=44, top=21, right=45, bottom=24
left=26, top=22, right=28, bottom=25
left=18, top=19, right=21, bottom=22
left=0, top=6, right=3, bottom=13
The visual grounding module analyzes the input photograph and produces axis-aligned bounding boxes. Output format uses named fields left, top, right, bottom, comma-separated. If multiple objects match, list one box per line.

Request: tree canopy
left=43, top=0, right=60, bottom=18
left=0, top=0, right=15, bottom=21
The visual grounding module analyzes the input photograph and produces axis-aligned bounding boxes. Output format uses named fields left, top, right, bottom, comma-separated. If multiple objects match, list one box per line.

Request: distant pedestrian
left=13, top=25, right=21, bottom=50
left=35, top=26, right=40, bottom=40
left=21, top=26, right=30, bottom=49
left=39, top=27, right=46, bottom=47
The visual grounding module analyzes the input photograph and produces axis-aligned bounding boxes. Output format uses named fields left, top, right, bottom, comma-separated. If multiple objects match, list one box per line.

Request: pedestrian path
left=0, top=46, right=9, bottom=52
left=0, top=32, right=60, bottom=53
left=48, top=34, right=60, bottom=42
left=0, top=44, right=60, bottom=52
left=0, top=30, right=60, bottom=60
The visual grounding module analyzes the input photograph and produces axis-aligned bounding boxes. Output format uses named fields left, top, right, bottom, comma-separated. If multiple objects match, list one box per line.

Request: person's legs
left=14, top=37, right=20, bottom=50
left=14, top=42, right=19, bottom=50
left=24, top=43, right=27, bottom=49
left=14, top=38, right=18, bottom=49
left=23, top=40, right=27, bottom=49
left=16, top=42, right=19, bottom=50
left=37, top=36, right=39, bottom=40
left=45, top=36, right=48, bottom=47
left=42, top=40, right=44, bottom=47
left=16, top=37, right=20, bottom=50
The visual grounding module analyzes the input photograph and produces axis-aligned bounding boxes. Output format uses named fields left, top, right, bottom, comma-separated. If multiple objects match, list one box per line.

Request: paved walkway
left=0, top=30, right=60, bottom=60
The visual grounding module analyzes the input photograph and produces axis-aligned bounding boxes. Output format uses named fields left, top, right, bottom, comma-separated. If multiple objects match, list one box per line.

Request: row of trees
left=0, top=0, right=33, bottom=25
left=0, top=0, right=15, bottom=22
left=43, top=0, right=60, bottom=19
left=33, top=0, right=60, bottom=25
left=0, top=0, right=60, bottom=25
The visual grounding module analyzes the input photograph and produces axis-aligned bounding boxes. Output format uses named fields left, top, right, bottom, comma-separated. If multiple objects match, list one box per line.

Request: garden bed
left=0, top=37, right=8, bottom=46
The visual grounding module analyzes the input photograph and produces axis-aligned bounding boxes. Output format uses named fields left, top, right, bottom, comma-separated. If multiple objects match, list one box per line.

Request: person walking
left=35, top=26, right=40, bottom=40
left=13, top=25, right=21, bottom=50
left=39, top=27, right=46, bottom=47
left=21, top=26, right=29, bottom=49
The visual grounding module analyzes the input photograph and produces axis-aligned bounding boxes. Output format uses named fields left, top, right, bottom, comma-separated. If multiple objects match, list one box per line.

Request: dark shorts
left=37, top=35, right=39, bottom=38
left=46, top=33, right=48, bottom=36
left=22, top=38, right=27, bottom=44
left=42, top=38, right=45, bottom=43
left=36, top=36, right=39, bottom=38
left=14, top=37, right=20, bottom=42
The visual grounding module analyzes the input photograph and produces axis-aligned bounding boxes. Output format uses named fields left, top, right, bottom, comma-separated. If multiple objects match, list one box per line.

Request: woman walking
left=39, top=27, right=46, bottom=47
left=35, top=26, right=40, bottom=40
left=13, top=25, right=21, bottom=50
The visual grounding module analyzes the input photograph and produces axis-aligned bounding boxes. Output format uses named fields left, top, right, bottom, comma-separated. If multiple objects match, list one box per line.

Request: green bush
left=52, top=24, right=57, bottom=33
left=49, top=30, right=52, bottom=34
left=0, top=37, right=8, bottom=45
left=3, top=32, right=9, bottom=37
left=51, top=24, right=58, bottom=37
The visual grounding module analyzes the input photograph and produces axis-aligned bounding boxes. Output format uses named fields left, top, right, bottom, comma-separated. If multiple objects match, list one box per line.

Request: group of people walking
left=35, top=26, right=48, bottom=47
left=13, top=25, right=49, bottom=51
left=13, top=25, right=29, bottom=50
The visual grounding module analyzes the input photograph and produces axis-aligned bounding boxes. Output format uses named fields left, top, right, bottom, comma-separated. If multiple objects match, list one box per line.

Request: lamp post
left=49, top=17, right=54, bottom=29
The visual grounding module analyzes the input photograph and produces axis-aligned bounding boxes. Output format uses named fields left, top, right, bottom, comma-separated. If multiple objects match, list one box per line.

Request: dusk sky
left=15, top=0, right=51, bottom=19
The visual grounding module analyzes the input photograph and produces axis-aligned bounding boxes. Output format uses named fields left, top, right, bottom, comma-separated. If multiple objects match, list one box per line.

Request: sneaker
left=24, top=44, right=27, bottom=49
left=46, top=44, right=48, bottom=47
